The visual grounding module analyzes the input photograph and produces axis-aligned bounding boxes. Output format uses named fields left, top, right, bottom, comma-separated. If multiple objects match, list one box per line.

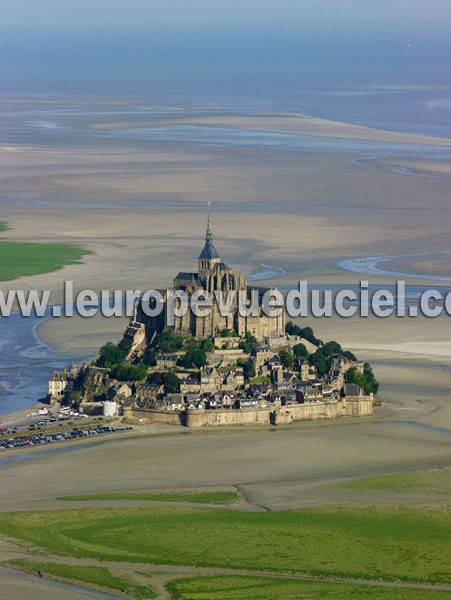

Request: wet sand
left=0, top=411, right=449, bottom=513
left=90, top=112, right=451, bottom=146
left=0, top=564, right=117, bottom=600
left=0, top=97, right=450, bottom=518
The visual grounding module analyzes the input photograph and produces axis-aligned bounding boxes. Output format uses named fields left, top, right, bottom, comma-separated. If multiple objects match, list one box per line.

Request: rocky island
left=48, top=211, right=377, bottom=427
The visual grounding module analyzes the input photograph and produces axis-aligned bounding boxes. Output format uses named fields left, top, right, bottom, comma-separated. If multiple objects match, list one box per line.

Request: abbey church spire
left=198, top=202, right=220, bottom=275
left=206, top=200, right=213, bottom=242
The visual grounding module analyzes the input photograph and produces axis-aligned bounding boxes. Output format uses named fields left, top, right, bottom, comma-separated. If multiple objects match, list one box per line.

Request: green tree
left=182, top=346, right=207, bottom=369
left=347, top=364, right=379, bottom=395
left=293, top=343, right=308, bottom=360
left=239, top=332, right=259, bottom=354
left=363, top=363, right=379, bottom=394
left=278, top=349, right=294, bottom=369
left=118, top=336, right=132, bottom=356
left=300, top=327, right=322, bottom=347
left=98, top=342, right=125, bottom=367
left=285, top=321, right=298, bottom=335
left=162, top=371, right=181, bottom=393
left=72, top=367, right=89, bottom=392
left=111, top=363, right=147, bottom=382
left=243, top=359, right=256, bottom=382
left=285, top=322, right=322, bottom=346
left=308, top=349, right=328, bottom=378
left=142, top=348, right=157, bottom=367
left=66, top=390, right=82, bottom=405
left=220, top=328, right=236, bottom=337
left=322, top=340, right=342, bottom=357
left=156, top=330, right=184, bottom=353
left=200, top=338, right=214, bottom=353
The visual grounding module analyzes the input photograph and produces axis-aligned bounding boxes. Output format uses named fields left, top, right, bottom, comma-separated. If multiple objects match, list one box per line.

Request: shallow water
left=86, top=124, right=451, bottom=157
left=2, top=94, right=451, bottom=160
left=338, top=253, right=451, bottom=281
left=0, top=309, right=91, bottom=415
left=0, top=440, right=102, bottom=468
left=382, top=420, right=451, bottom=434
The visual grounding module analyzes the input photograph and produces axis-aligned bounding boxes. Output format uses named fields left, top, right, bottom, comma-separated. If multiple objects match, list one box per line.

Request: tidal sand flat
left=0, top=67, right=450, bottom=597
left=2, top=95, right=451, bottom=427
left=2, top=4, right=451, bottom=597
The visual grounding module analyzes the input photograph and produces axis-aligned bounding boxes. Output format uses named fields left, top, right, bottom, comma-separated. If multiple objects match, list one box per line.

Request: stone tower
left=125, top=202, right=285, bottom=348
left=198, top=202, right=220, bottom=276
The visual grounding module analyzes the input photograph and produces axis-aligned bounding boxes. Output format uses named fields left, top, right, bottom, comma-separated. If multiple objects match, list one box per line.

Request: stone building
left=48, top=366, right=77, bottom=400
left=126, top=206, right=285, bottom=356
left=217, top=366, right=245, bottom=390
left=156, top=354, right=178, bottom=370
left=48, top=371, right=71, bottom=398
left=252, top=346, right=275, bottom=376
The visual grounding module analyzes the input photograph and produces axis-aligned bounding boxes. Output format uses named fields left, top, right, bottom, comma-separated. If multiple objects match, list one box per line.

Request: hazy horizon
left=1, top=25, right=451, bottom=99
left=3, top=0, right=451, bottom=29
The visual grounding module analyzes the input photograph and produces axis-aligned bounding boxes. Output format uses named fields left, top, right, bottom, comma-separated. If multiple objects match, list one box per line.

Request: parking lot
left=0, top=412, right=132, bottom=451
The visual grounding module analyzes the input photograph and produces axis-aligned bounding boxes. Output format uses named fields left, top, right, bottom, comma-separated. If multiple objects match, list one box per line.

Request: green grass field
left=6, top=559, right=155, bottom=598
left=0, top=506, right=449, bottom=584
left=339, top=468, right=451, bottom=495
left=168, top=575, right=451, bottom=600
left=0, top=221, right=91, bottom=281
left=57, top=490, right=240, bottom=504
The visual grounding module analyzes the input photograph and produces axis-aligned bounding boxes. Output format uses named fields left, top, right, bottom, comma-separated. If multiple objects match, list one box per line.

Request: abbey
left=126, top=206, right=285, bottom=356
left=45, top=209, right=375, bottom=427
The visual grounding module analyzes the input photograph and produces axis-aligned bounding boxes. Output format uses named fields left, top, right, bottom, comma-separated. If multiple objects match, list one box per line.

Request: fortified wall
left=122, top=408, right=183, bottom=426
left=123, top=396, right=372, bottom=428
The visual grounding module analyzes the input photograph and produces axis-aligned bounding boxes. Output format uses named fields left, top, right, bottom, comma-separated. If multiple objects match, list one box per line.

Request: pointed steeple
left=206, top=201, right=213, bottom=242
left=198, top=202, right=220, bottom=273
